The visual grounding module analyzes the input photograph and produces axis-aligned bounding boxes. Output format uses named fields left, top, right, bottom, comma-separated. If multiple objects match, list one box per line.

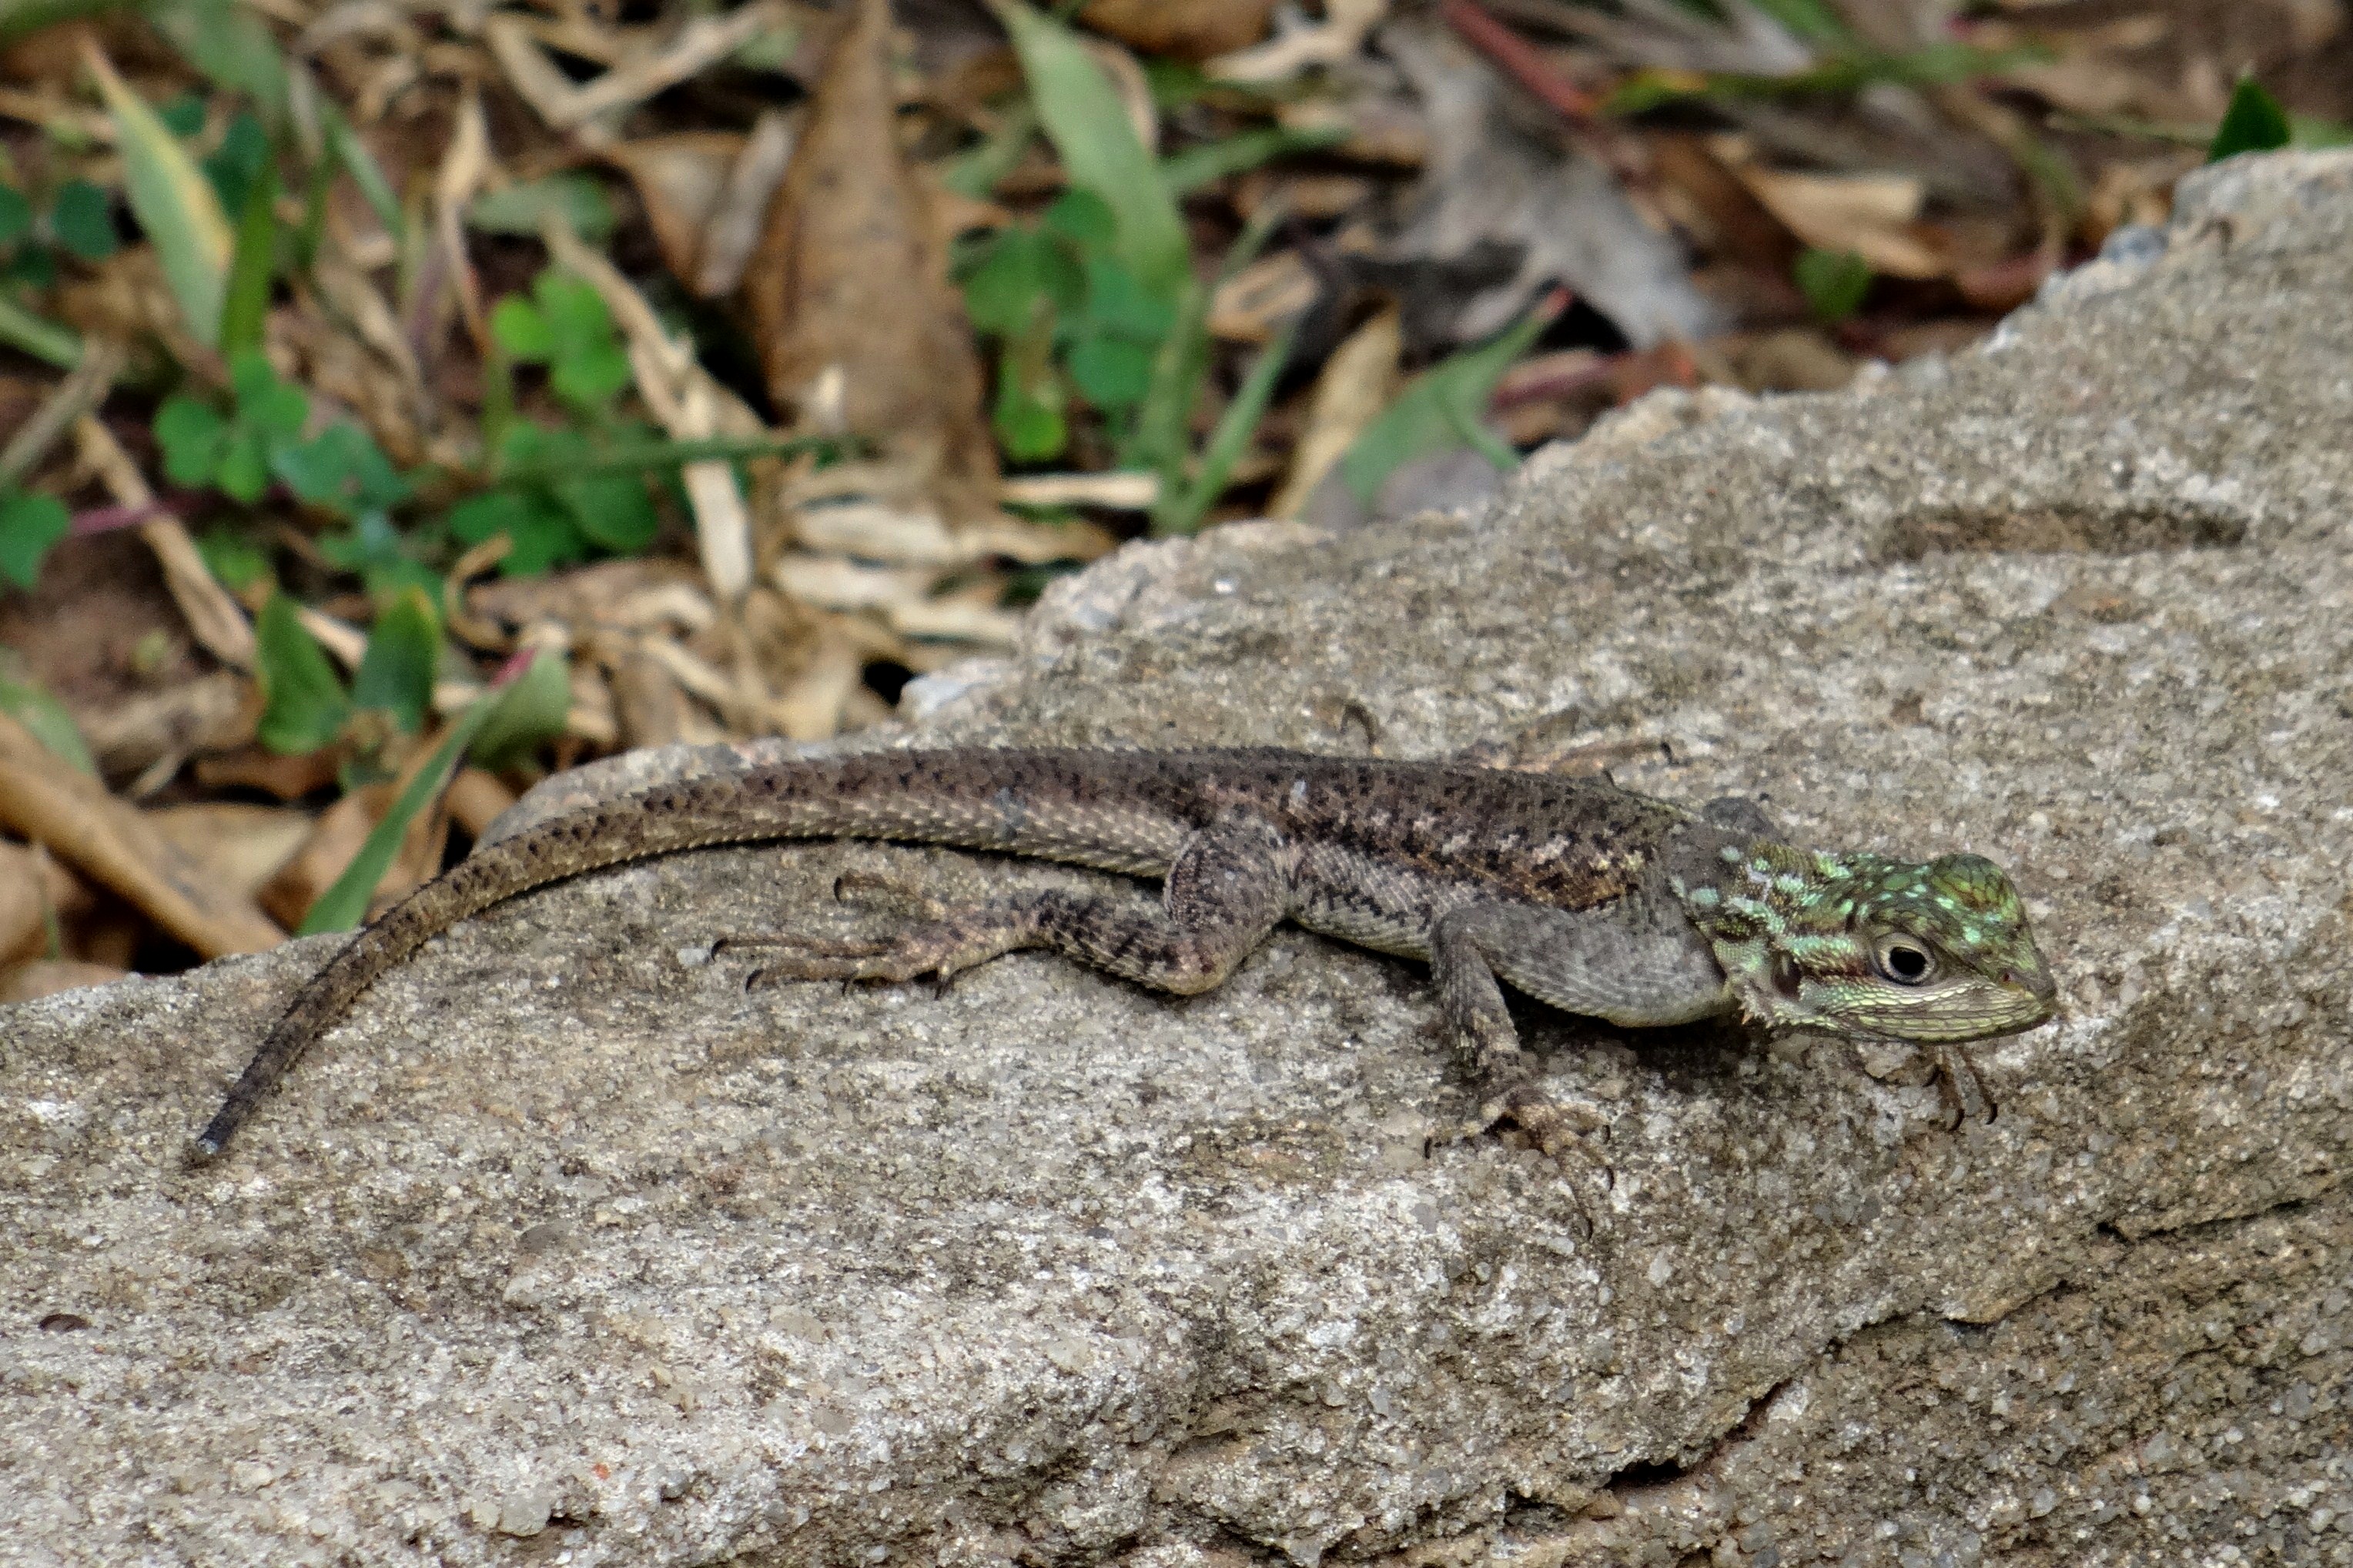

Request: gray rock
left=5, top=150, right=2351, bottom=1565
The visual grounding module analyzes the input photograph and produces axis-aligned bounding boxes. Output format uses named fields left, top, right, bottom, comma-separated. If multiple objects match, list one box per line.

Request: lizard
left=192, top=747, right=2059, bottom=1159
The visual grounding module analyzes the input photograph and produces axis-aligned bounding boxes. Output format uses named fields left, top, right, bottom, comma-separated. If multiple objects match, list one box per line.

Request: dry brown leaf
left=0, top=710, right=284, bottom=959
left=0, top=841, right=80, bottom=966
left=194, top=746, right=343, bottom=802
left=0, top=960, right=131, bottom=1005
left=609, top=648, right=728, bottom=750
left=74, top=417, right=256, bottom=670
left=1210, top=0, right=1384, bottom=81
left=1210, top=250, right=1318, bottom=343
left=604, top=131, right=747, bottom=287
left=699, top=112, right=798, bottom=298
left=1270, top=306, right=1400, bottom=520
left=788, top=488, right=1113, bottom=566
left=72, top=670, right=258, bottom=783
left=446, top=767, right=519, bottom=840
left=745, top=0, right=999, bottom=528
left=146, top=802, right=314, bottom=901
left=997, top=471, right=1158, bottom=510
left=1079, top=0, right=1275, bottom=61
left=1731, top=165, right=1946, bottom=279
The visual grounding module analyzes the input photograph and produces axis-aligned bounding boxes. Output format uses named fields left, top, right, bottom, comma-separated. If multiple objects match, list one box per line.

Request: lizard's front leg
left=732, top=816, right=1298, bottom=997
left=1427, top=904, right=1611, bottom=1179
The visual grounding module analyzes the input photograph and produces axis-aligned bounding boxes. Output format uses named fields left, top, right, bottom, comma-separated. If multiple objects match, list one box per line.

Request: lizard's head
left=1681, top=846, right=2057, bottom=1043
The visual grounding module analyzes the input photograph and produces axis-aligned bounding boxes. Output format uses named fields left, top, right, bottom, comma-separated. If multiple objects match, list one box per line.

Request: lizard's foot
left=726, top=908, right=1035, bottom=991
left=1431, top=1081, right=1612, bottom=1232
left=1933, top=1043, right=1996, bottom=1128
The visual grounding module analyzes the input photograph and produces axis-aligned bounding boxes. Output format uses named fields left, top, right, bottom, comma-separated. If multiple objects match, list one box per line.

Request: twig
left=1439, top=0, right=1601, bottom=124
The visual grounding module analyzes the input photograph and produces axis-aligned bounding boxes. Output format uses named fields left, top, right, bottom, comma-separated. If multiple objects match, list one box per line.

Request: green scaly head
left=1675, top=843, right=2057, bottom=1043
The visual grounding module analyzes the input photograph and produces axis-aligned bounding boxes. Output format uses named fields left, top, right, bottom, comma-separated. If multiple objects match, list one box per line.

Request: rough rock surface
left=5, top=151, right=2352, bottom=1567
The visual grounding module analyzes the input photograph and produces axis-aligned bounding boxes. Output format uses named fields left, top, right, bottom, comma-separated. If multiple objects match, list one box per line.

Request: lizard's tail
left=195, top=751, right=1178, bottom=1157
left=192, top=777, right=794, bottom=1156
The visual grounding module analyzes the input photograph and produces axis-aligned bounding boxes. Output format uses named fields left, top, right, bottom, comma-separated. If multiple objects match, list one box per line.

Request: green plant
left=1337, top=298, right=1558, bottom=510
left=1794, top=247, right=1873, bottom=323
left=959, top=191, right=1177, bottom=461
left=0, top=486, right=70, bottom=590
left=2209, top=76, right=2292, bottom=162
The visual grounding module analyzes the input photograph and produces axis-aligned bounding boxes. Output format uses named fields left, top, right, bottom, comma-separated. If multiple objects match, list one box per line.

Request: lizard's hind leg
left=733, top=817, right=1298, bottom=998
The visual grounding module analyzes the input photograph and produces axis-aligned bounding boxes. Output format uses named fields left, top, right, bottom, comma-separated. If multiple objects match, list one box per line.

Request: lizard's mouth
left=1769, top=968, right=2059, bottom=1045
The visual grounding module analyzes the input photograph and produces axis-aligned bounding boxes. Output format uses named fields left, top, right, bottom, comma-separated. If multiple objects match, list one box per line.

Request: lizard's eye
left=1874, top=937, right=1936, bottom=986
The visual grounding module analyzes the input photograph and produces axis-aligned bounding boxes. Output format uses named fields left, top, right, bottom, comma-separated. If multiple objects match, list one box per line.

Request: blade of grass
left=321, top=102, right=405, bottom=244
left=484, top=431, right=858, bottom=487
left=145, top=0, right=290, bottom=125
left=296, top=651, right=554, bottom=934
left=1337, top=291, right=1561, bottom=507
left=217, top=154, right=279, bottom=355
left=1160, top=125, right=1347, bottom=197
left=0, top=295, right=82, bottom=369
left=84, top=40, right=233, bottom=345
left=1124, top=199, right=1286, bottom=483
left=989, top=0, right=1189, bottom=301
left=1153, top=317, right=1297, bottom=537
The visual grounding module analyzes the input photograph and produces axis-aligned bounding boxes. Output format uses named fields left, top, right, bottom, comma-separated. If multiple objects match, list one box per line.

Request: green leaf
left=1065, top=332, right=1156, bottom=413
left=1041, top=189, right=1117, bottom=249
left=1158, top=125, right=1348, bottom=197
left=1123, top=202, right=1284, bottom=478
left=157, top=92, right=206, bottom=138
left=321, top=104, right=403, bottom=243
left=0, top=293, right=82, bottom=369
left=350, top=586, right=440, bottom=734
left=467, top=648, right=571, bottom=771
left=532, top=270, right=614, bottom=356
left=153, top=395, right=227, bottom=486
left=1793, top=246, right=1872, bottom=323
left=960, top=228, right=1062, bottom=337
left=469, top=174, right=616, bottom=241
left=1338, top=303, right=1553, bottom=507
left=1076, top=252, right=1176, bottom=341
left=230, top=349, right=308, bottom=437
left=551, top=472, right=658, bottom=553
left=2289, top=113, right=2353, bottom=149
left=1153, top=318, right=1295, bottom=537
left=47, top=179, right=117, bottom=260
left=89, top=51, right=233, bottom=343
left=2209, top=76, right=2292, bottom=162
left=200, top=111, right=270, bottom=217
left=550, top=339, right=631, bottom=409
left=144, top=0, right=289, bottom=123
left=274, top=422, right=407, bottom=516
left=213, top=427, right=271, bottom=502
left=448, top=486, right=586, bottom=577
left=1741, top=0, right=1853, bottom=46
left=0, top=182, right=29, bottom=247
left=489, top=295, right=553, bottom=361
left=0, top=674, right=95, bottom=774
left=992, top=331, right=1067, bottom=462
left=195, top=524, right=270, bottom=592
left=254, top=591, right=351, bottom=754
left=314, top=507, right=440, bottom=598
left=990, top=0, right=1190, bottom=303
left=217, top=148, right=278, bottom=355
left=942, top=99, right=1037, bottom=199
left=0, top=488, right=71, bottom=589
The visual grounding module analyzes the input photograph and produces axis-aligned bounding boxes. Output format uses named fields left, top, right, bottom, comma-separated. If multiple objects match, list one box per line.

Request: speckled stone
left=4, top=151, right=2350, bottom=1566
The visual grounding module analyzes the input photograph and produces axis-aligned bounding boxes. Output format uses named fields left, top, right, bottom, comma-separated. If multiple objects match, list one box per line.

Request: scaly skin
left=193, top=748, right=2057, bottom=1160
